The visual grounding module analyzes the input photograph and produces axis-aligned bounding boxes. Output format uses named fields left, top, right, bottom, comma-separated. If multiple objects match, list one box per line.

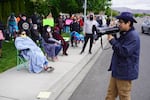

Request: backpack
left=9, top=15, right=15, bottom=22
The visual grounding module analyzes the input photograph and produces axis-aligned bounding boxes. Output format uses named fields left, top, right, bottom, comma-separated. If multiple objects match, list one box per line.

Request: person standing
left=55, top=15, right=64, bottom=35
left=96, top=16, right=103, bottom=27
left=80, top=13, right=98, bottom=54
left=64, top=15, right=72, bottom=33
left=70, top=16, right=80, bottom=47
left=0, top=21, right=5, bottom=58
left=105, top=12, right=140, bottom=100
left=7, top=13, right=18, bottom=39
left=106, top=16, right=111, bottom=27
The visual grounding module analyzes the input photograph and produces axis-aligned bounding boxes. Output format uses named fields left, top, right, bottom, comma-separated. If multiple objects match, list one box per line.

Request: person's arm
left=109, top=33, right=138, bottom=57
left=48, top=37, right=61, bottom=44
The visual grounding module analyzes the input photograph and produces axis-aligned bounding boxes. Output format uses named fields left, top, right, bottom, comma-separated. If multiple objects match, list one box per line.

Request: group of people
left=1, top=11, right=141, bottom=100
left=2, top=12, right=72, bottom=73
left=14, top=24, right=70, bottom=73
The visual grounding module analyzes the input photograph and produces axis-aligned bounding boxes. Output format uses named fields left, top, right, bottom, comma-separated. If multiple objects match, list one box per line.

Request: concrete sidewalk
left=0, top=35, right=108, bottom=100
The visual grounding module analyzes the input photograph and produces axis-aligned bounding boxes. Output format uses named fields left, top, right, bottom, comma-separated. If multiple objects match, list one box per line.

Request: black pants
left=81, top=34, right=93, bottom=52
left=0, top=40, right=2, bottom=48
left=71, top=32, right=77, bottom=46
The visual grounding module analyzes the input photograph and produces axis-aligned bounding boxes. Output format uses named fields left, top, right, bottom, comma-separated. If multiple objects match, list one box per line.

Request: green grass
left=0, top=40, right=17, bottom=73
left=61, top=32, right=71, bottom=37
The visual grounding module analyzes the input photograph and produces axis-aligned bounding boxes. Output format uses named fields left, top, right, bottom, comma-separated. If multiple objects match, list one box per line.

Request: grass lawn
left=0, top=40, right=17, bottom=73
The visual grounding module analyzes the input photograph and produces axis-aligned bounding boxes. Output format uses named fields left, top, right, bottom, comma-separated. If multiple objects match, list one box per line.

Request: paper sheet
left=37, top=91, right=51, bottom=99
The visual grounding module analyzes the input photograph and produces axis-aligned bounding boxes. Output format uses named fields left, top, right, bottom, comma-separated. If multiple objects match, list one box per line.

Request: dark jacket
left=18, top=19, right=31, bottom=36
left=109, top=27, right=140, bottom=80
left=70, top=21, right=80, bottom=33
left=41, top=25, right=55, bottom=44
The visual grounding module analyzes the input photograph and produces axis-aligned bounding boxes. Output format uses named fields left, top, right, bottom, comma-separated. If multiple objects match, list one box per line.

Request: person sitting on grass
left=15, top=30, right=54, bottom=73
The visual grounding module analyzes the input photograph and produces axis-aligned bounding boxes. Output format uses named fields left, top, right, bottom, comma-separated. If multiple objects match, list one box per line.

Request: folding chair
left=16, top=49, right=28, bottom=71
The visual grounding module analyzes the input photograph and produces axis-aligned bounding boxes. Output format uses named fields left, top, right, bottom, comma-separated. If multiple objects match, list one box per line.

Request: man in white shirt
left=80, top=13, right=98, bottom=54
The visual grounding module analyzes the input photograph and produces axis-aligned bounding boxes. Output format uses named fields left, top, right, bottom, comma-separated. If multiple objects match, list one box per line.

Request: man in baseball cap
left=105, top=12, right=140, bottom=100
left=116, top=12, right=137, bottom=23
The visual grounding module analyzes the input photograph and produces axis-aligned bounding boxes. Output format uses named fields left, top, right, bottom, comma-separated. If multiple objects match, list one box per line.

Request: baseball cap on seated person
left=115, top=12, right=137, bottom=23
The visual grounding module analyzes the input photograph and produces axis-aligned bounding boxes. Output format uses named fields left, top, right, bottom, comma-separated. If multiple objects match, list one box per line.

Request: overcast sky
left=111, top=0, right=150, bottom=10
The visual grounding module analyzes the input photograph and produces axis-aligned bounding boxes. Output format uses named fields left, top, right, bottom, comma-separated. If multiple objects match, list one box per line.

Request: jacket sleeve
left=109, top=34, right=138, bottom=57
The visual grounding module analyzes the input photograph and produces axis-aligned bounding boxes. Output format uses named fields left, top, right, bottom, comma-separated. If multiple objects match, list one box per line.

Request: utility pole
left=83, top=0, right=87, bottom=34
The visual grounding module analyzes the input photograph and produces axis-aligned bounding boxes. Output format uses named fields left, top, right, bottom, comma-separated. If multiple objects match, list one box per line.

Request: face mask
left=33, top=26, right=37, bottom=30
left=90, top=16, right=93, bottom=20
left=47, top=27, right=51, bottom=32
left=22, top=17, right=26, bottom=21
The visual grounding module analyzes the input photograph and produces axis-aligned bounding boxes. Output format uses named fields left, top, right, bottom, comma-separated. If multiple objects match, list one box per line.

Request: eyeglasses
left=21, top=31, right=26, bottom=34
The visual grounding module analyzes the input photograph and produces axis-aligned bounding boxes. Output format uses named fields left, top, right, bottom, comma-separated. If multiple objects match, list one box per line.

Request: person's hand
left=107, top=34, right=114, bottom=41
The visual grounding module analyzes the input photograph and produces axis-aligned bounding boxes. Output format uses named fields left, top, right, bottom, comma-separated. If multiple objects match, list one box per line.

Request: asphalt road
left=68, top=17, right=150, bottom=100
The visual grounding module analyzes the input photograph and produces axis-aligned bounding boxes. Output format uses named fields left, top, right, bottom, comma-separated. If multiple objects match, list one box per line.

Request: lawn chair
left=16, top=49, right=29, bottom=71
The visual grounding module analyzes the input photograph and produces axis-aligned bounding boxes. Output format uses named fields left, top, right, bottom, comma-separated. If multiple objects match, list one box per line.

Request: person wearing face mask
left=15, top=30, right=54, bottom=73
left=41, top=25, right=62, bottom=61
left=80, top=13, right=99, bottom=54
left=30, top=24, right=41, bottom=44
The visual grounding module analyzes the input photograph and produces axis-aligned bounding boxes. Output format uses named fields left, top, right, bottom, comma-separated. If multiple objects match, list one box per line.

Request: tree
left=0, top=0, right=113, bottom=24
left=49, top=0, right=80, bottom=17
left=87, top=0, right=112, bottom=14
left=0, top=0, right=25, bottom=24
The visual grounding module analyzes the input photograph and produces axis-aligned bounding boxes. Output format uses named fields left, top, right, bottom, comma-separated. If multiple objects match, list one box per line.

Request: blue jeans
left=65, top=26, right=70, bottom=33
left=55, top=45, right=62, bottom=56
